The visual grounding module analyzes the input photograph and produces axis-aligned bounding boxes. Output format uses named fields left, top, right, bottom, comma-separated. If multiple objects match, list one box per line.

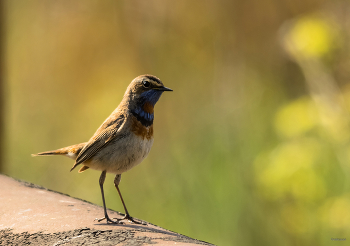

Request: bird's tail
left=32, top=142, right=87, bottom=160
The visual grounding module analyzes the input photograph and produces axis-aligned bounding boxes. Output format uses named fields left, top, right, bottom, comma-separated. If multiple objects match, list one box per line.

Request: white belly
left=85, top=134, right=154, bottom=174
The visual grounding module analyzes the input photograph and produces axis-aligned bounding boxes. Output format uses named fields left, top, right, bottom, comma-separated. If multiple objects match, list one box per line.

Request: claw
left=95, top=216, right=123, bottom=224
left=114, top=214, right=146, bottom=225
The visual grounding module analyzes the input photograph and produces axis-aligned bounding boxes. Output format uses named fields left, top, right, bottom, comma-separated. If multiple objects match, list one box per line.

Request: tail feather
left=31, top=151, right=65, bottom=157
left=32, top=142, right=87, bottom=160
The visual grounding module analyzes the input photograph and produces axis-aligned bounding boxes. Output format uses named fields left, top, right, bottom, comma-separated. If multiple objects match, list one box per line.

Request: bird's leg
left=95, top=171, right=121, bottom=224
left=113, top=174, right=144, bottom=224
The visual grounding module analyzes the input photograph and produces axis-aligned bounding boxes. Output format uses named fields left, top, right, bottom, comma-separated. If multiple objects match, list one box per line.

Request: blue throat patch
left=139, top=89, right=163, bottom=106
left=132, top=90, right=163, bottom=127
left=133, top=107, right=154, bottom=122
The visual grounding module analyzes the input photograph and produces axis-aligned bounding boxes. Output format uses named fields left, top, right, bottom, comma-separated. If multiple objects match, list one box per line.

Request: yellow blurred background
left=2, top=0, right=350, bottom=245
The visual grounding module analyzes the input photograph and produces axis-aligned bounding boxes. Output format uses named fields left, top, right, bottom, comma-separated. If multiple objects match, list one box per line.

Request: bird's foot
left=114, top=214, right=146, bottom=225
left=95, top=215, right=123, bottom=224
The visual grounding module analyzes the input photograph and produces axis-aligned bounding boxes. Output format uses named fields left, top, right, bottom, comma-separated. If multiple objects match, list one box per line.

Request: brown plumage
left=32, top=74, right=172, bottom=224
left=32, top=142, right=86, bottom=157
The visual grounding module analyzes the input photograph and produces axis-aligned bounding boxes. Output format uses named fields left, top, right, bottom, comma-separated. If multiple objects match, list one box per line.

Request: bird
left=32, top=74, right=172, bottom=224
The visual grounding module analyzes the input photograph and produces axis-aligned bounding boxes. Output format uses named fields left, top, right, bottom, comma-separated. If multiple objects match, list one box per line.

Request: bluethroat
left=32, top=75, right=172, bottom=224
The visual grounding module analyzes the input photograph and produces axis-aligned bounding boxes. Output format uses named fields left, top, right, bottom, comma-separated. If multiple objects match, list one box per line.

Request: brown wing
left=70, top=115, right=126, bottom=171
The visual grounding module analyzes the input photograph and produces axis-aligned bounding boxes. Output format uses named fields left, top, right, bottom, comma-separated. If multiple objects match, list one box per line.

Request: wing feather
left=70, top=114, right=126, bottom=171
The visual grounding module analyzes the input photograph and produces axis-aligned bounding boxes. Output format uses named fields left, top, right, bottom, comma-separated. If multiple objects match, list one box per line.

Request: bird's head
left=126, top=74, right=172, bottom=107
left=122, top=75, right=172, bottom=124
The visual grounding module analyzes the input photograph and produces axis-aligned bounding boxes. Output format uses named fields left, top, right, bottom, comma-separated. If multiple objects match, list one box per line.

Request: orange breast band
left=142, top=102, right=154, bottom=114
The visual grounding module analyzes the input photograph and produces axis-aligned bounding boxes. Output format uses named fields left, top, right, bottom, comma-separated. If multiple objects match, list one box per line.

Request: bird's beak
left=156, top=86, right=173, bottom=91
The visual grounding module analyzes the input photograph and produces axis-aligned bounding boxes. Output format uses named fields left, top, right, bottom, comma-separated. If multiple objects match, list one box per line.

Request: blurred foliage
left=3, top=0, right=350, bottom=245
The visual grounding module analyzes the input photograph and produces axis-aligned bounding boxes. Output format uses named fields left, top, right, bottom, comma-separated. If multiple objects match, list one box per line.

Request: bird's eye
left=142, top=80, right=150, bottom=88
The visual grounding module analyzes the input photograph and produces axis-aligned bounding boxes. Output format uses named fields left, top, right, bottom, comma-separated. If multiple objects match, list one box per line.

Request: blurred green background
left=2, top=0, right=350, bottom=245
